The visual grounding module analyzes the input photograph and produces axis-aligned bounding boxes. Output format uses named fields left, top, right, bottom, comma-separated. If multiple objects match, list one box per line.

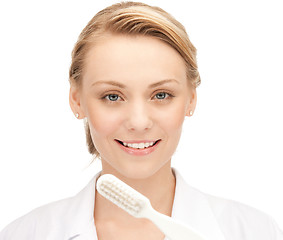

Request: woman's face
left=70, top=34, right=196, bottom=179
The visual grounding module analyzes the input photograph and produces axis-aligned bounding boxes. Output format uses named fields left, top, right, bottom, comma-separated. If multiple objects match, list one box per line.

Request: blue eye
left=155, top=92, right=168, bottom=99
left=106, top=94, right=120, bottom=101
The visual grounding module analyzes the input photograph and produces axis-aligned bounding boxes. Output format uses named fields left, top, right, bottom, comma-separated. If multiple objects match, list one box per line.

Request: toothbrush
left=96, top=174, right=207, bottom=240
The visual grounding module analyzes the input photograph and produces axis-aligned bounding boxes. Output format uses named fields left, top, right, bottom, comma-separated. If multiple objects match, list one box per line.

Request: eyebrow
left=92, top=80, right=126, bottom=88
left=91, top=79, right=180, bottom=88
left=149, top=79, right=180, bottom=88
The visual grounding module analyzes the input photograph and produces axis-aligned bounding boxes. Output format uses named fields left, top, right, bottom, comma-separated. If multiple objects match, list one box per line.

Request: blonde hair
left=69, top=1, right=201, bottom=156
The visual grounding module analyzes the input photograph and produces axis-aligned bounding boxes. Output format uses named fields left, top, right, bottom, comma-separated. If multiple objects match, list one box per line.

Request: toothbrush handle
left=145, top=207, right=206, bottom=240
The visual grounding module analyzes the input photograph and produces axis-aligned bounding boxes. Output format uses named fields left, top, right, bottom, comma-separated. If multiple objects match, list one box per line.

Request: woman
left=0, top=2, right=282, bottom=240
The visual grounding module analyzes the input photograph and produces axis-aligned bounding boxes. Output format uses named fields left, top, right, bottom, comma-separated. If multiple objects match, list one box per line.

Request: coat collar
left=64, top=172, right=100, bottom=240
left=171, top=168, right=226, bottom=240
left=66, top=169, right=226, bottom=240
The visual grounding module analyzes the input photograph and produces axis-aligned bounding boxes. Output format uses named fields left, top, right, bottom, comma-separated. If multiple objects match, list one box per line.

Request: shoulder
left=205, top=192, right=283, bottom=239
left=0, top=174, right=98, bottom=240
left=173, top=168, right=283, bottom=239
left=0, top=197, right=76, bottom=239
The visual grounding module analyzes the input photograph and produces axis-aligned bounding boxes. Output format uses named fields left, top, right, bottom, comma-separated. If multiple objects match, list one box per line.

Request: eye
left=105, top=94, right=120, bottom=102
left=154, top=92, right=171, bottom=100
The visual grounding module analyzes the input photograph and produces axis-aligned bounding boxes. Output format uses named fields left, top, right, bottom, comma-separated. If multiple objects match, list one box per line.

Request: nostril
left=125, top=109, right=153, bottom=131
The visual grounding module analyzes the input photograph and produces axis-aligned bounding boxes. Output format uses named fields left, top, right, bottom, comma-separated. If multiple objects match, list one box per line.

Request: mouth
left=115, top=139, right=161, bottom=150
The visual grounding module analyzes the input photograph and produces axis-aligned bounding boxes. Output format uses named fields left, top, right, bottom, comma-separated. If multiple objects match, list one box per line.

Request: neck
left=94, top=161, right=176, bottom=222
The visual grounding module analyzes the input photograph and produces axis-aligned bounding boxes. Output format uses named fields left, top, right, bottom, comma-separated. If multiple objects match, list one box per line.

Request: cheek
left=86, top=105, right=122, bottom=138
left=157, top=102, right=187, bottom=134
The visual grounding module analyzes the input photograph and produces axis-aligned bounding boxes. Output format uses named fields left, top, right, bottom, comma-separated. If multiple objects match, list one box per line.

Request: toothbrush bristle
left=96, top=174, right=147, bottom=217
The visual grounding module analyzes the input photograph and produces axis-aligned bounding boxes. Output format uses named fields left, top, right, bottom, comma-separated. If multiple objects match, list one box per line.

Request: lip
left=117, top=139, right=157, bottom=144
left=115, top=139, right=161, bottom=156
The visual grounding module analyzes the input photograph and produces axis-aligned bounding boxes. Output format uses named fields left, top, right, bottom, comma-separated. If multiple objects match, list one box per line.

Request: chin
left=102, top=157, right=170, bottom=180
left=119, top=167, right=160, bottom=180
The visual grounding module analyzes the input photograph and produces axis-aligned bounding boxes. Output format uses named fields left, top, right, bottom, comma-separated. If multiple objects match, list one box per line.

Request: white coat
left=0, top=168, right=282, bottom=240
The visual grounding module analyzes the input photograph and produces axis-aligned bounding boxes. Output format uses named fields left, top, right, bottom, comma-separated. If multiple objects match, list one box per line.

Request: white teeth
left=133, top=143, right=139, bottom=148
left=145, top=142, right=150, bottom=148
left=122, top=141, right=156, bottom=149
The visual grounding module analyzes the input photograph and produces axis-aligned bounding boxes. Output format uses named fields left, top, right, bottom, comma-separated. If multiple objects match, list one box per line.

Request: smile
left=124, top=141, right=155, bottom=149
left=115, top=139, right=161, bottom=155
left=116, top=140, right=160, bottom=149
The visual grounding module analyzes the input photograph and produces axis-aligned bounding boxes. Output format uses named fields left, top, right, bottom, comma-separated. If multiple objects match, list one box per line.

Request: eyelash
left=101, top=91, right=175, bottom=103
left=153, top=92, right=174, bottom=101
left=103, top=93, right=122, bottom=102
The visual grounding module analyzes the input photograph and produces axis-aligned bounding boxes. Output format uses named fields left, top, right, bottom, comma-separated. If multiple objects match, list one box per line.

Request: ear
left=185, top=88, right=197, bottom=117
left=69, top=84, right=85, bottom=119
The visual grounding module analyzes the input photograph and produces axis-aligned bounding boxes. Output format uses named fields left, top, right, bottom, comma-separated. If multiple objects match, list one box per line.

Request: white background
left=0, top=0, right=282, bottom=231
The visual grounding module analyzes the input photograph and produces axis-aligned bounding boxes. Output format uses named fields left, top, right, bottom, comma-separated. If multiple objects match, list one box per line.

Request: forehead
left=83, top=34, right=187, bottom=87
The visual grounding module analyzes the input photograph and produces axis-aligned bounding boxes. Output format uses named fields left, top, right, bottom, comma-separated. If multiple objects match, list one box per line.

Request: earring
left=75, top=113, right=79, bottom=119
left=189, top=110, right=193, bottom=116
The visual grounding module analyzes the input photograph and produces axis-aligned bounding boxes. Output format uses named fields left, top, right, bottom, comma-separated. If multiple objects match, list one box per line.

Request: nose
left=124, top=101, right=153, bottom=132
